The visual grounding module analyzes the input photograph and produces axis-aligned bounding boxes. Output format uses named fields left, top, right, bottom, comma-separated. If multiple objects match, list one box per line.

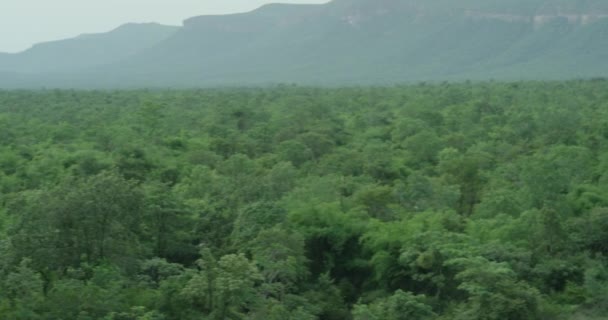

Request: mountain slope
left=0, top=0, right=607, bottom=88
left=0, top=23, right=178, bottom=74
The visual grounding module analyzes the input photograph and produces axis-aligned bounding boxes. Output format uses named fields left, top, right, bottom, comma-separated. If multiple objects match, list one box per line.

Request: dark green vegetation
left=1, top=81, right=608, bottom=319
left=1, top=0, right=608, bottom=88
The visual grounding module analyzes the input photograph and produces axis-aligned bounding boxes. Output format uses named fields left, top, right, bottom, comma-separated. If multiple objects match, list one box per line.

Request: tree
left=353, top=290, right=436, bottom=320
left=231, top=202, right=286, bottom=248
left=142, top=183, right=196, bottom=263
left=353, top=184, right=397, bottom=220
left=448, top=257, right=541, bottom=320
left=182, top=249, right=262, bottom=319
left=9, top=171, right=144, bottom=272
left=438, top=147, right=492, bottom=215
left=0, top=259, right=44, bottom=319
left=250, top=228, right=308, bottom=300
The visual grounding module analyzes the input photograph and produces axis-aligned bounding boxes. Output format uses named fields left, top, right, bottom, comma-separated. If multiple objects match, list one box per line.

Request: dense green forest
left=1, top=81, right=608, bottom=319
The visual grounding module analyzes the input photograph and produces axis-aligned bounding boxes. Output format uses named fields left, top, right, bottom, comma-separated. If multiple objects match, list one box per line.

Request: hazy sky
left=0, top=0, right=329, bottom=53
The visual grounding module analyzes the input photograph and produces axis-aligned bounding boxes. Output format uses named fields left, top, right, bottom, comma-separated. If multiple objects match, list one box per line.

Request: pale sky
left=0, top=0, right=329, bottom=53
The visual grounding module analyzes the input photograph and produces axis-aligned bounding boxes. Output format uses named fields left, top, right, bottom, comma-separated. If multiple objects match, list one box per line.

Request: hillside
left=0, top=0, right=607, bottom=87
left=0, top=23, right=178, bottom=74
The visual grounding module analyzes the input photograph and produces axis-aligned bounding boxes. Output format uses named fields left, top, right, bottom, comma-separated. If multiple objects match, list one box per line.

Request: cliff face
left=464, top=10, right=608, bottom=27
left=178, top=0, right=608, bottom=36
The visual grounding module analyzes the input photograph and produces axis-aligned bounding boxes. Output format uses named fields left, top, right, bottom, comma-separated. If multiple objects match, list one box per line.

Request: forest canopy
left=1, top=81, right=608, bottom=319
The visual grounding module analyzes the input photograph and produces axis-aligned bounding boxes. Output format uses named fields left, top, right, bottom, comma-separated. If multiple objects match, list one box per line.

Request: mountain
left=1, top=0, right=607, bottom=88
left=0, top=23, right=178, bottom=74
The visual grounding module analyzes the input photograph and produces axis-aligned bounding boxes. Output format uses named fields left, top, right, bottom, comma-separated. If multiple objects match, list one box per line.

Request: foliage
left=1, top=81, right=607, bottom=318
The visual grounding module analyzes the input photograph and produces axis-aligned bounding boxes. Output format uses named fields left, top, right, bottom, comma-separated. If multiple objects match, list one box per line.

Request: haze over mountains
left=1, top=0, right=607, bottom=88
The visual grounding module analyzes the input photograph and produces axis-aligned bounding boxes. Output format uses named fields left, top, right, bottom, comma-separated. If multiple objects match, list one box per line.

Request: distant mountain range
left=1, top=0, right=607, bottom=88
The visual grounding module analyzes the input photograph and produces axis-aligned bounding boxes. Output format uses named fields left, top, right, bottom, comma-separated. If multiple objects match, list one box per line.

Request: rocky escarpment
left=465, top=10, right=608, bottom=28
left=323, top=0, right=608, bottom=29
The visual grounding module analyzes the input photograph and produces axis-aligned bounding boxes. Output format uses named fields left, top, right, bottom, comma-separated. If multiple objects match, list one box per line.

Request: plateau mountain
left=0, top=0, right=606, bottom=88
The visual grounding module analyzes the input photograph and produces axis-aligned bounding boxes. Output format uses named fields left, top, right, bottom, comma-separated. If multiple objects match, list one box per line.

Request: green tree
left=9, top=171, right=144, bottom=272
left=353, top=290, right=435, bottom=320
left=250, top=227, right=308, bottom=300
left=449, top=257, right=541, bottom=320
left=182, top=249, right=262, bottom=319
left=0, top=259, right=44, bottom=319
left=142, top=183, right=196, bottom=262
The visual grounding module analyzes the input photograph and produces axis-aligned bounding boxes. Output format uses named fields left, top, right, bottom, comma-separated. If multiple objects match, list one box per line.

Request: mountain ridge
left=0, top=23, right=178, bottom=74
